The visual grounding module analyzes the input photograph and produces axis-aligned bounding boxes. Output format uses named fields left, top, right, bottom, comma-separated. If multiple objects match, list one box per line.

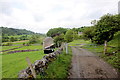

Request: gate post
left=104, top=40, right=107, bottom=54
left=66, top=43, right=68, bottom=54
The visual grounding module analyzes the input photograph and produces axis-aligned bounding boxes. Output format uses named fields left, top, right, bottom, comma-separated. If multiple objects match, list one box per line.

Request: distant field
left=12, top=40, right=29, bottom=45
left=69, top=39, right=90, bottom=46
left=14, top=45, right=42, bottom=50
left=2, top=46, right=20, bottom=51
left=8, top=35, right=31, bottom=38
left=2, top=40, right=29, bottom=46
left=0, top=55, right=2, bottom=79
left=2, top=45, right=42, bottom=54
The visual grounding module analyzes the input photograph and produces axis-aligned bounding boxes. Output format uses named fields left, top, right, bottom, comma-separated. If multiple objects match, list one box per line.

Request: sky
left=0, top=0, right=119, bottom=33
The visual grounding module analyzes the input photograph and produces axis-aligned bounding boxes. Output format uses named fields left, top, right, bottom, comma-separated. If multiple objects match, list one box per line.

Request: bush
left=19, top=35, right=28, bottom=40
left=2, top=36, right=9, bottom=42
left=92, top=14, right=120, bottom=44
left=29, top=35, right=39, bottom=44
left=101, top=52, right=120, bottom=72
left=54, top=34, right=65, bottom=47
left=2, top=42, right=12, bottom=46
left=10, top=37, right=18, bottom=42
left=64, top=30, right=74, bottom=43
left=22, top=42, right=31, bottom=46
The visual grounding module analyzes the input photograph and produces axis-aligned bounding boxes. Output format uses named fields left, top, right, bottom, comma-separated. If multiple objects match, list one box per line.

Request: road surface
left=69, top=46, right=119, bottom=79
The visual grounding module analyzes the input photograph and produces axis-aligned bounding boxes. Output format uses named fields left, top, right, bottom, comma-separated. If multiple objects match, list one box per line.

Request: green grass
left=8, top=35, right=31, bottom=39
left=2, top=44, right=45, bottom=78
left=83, top=44, right=104, bottom=53
left=12, top=41, right=29, bottom=45
left=2, top=45, right=43, bottom=55
left=37, top=47, right=72, bottom=78
left=13, top=45, right=42, bottom=50
left=0, top=46, right=2, bottom=51
left=2, top=46, right=22, bottom=54
left=2, top=40, right=29, bottom=46
left=2, top=46, right=20, bottom=51
left=2, top=50, right=46, bottom=78
left=69, top=39, right=90, bottom=46
left=0, top=55, right=2, bottom=80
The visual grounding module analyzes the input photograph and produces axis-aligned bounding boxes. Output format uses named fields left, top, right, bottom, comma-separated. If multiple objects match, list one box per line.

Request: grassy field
left=0, top=46, right=2, bottom=79
left=2, top=39, right=42, bottom=53
left=2, top=45, right=43, bottom=55
left=2, top=40, right=29, bottom=46
left=2, top=50, right=45, bottom=78
left=11, top=40, right=29, bottom=45
left=8, top=35, right=31, bottom=39
left=69, top=39, right=90, bottom=46
left=1, top=40, right=46, bottom=78
left=2, top=46, right=20, bottom=51
left=0, top=55, right=2, bottom=80
left=14, top=45, right=42, bottom=50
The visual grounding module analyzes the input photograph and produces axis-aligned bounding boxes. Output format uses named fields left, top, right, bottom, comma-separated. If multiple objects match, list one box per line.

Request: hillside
left=0, top=27, right=35, bottom=36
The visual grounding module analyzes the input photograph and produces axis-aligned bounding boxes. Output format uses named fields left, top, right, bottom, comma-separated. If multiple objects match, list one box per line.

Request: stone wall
left=18, top=47, right=63, bottom=79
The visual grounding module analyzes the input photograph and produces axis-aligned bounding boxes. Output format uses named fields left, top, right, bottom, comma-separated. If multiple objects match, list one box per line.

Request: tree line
left=1, top=27, right=44, bottom=42
left=47, top=14, right=120, bottom=48
left=47, top=27, right=86, bottom=47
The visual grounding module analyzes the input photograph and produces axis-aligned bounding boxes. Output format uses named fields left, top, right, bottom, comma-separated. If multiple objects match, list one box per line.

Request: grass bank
left=37, top=47, right=72, bottom=78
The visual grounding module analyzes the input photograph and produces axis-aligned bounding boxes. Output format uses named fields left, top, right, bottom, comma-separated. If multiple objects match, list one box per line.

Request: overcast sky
left=0, top=0, right=119, bottom=33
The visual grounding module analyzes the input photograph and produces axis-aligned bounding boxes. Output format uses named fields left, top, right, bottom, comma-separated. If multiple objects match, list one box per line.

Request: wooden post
left=60, top=42, right=63, bottom=49
left=104, top=40, right=107, bottom=54
left=66, top=43, right=68, bottom=54
left=64, top=43, right=65, bottom=50
left=62, top=43, right=65, bottom=50
left=26, top=57, right=36, bottom=78
left=57, top=42, right=60, bottom=47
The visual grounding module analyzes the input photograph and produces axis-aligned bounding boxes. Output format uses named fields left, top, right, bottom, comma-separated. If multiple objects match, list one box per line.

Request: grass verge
left=37, top=47, right=72, bottom=78
left=70, top=38, right=119, bottom=72
left=69, top=31, right=120, bottom=72
left=82, top=32, right=120, bottom=72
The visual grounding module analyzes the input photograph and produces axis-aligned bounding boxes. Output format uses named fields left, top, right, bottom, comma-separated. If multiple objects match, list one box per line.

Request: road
left=69, top=46, right=119, bottom=79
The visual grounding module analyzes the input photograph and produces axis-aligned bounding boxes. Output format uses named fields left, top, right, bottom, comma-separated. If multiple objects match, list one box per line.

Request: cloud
left=0, top=0, right=119, bottom=33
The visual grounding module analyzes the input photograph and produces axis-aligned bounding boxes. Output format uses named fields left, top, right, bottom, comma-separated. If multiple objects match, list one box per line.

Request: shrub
left=2, top=42, right=12, bottom=46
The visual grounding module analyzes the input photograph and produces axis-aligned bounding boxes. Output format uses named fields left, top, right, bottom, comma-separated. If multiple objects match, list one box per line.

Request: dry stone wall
left=18, top=47, right=63, bottom=79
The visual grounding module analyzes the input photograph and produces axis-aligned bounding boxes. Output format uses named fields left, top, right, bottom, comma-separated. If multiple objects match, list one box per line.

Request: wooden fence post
left=26, top=57, right=36, bottom=78
left=104, top=40, right=107, bottom=54
left=63, top=43, right=65, bottom=50
left=66, top=43, right=68, bottom=54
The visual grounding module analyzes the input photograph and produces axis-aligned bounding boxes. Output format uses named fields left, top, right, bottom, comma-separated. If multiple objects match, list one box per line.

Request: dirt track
left=69, top=46, right=119, bottom=78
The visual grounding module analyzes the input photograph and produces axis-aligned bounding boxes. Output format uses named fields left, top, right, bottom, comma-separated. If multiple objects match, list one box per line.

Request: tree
left=47, top=27, right=67, bottom=37
left=71, top=27, right=88, bottom=32
left=83, top=26, right=95, bottom=41
left=2, top=36, right=9, bottom=42
left=29, top=35, right=39, bottom=44
left=64, top=30, right=74, bottom=43
left=54, top=34, right=65, bottom=47
left=73, top=31, right=79, bottom=40
left=92, top=14, right=120, bottom=44
left=10, top=37, right=16, bottom=42
left=19, top=35, right=28, bottom=40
